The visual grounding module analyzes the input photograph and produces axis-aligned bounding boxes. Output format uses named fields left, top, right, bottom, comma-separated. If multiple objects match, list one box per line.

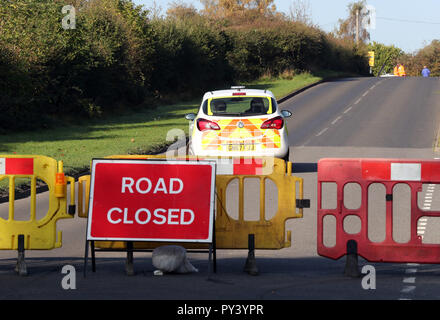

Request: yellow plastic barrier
left=215, top=159, right=304, bottom=249
left=0, top=155, right=75, bottom=250
left=78, top=155, right=306, bottom=250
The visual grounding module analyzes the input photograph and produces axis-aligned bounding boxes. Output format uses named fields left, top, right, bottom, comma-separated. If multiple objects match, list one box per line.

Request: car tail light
left=197, top=118, right=220, bottom=131
left=232, top=92, right=246, bottom=96
left=261, top=116, right=284, bottom=129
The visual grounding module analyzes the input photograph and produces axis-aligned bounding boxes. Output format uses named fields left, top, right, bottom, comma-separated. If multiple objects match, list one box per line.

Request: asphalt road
left=1, top=76, right=440, bottom=304
left=286, top=76, right=440, bottom=301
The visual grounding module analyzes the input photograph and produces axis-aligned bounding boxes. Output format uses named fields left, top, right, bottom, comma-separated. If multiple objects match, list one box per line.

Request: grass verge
left=244, top=72, right=322, bottom=98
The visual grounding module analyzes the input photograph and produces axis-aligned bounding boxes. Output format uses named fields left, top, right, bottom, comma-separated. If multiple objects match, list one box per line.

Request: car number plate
left=227, top=143, right=256, bottom=152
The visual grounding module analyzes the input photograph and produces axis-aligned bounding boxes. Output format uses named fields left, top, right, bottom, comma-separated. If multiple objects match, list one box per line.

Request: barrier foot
left=125, top=241, right=134, bottom=276
left=15, top=235, right=27, bottom=276
left=244, top=234, right=259, bottom=276
left=344, top=240, right=360, bottom=278
left=91, top=240, right=96, bottom=272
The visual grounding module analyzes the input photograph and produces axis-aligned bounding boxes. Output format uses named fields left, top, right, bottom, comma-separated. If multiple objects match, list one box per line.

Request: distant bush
left=401, top=40, right=440, bottom=77
left=0, top=0, right=154, bottom=131
left=224, top=21, right=368, bottom=81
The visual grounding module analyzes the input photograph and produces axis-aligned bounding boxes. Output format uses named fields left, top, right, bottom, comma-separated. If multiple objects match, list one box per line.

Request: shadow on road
left=292, top=162, right=317, bottom=173
left=0, top=253, right=437, bottom=300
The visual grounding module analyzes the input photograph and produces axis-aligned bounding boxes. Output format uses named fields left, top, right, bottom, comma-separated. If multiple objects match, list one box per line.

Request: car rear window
left=202, top=96, right=277, bottom=116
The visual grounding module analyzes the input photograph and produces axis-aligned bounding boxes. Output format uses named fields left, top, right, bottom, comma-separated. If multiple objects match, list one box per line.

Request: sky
left=133, top=0, right=440, bottom=53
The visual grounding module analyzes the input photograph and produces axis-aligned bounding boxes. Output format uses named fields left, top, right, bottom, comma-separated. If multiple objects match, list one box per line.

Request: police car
left=185, top=86, right=292, bottom=160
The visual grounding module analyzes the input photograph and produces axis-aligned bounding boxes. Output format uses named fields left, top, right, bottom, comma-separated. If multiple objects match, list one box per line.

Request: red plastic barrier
left=317, top=158, right=440, bottom=264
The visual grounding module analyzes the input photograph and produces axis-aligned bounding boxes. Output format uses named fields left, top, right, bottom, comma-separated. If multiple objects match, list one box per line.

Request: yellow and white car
left=185, top=86, right=292, bottom=160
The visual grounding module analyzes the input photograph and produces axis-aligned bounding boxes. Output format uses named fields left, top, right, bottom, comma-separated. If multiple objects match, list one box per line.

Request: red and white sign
left=361, top=160, right=438, bottom=181
left=0, top=157, right=34, bottom=175
left=215, top=158, right=264, bottom=175
left=87, top=159, right=216, bottom=242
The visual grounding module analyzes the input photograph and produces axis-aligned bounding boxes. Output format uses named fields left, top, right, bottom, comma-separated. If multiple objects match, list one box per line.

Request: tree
left=166, top=1, right=199, bottom=21
left=402, top=40, right=440, bottom=76
left=289, top=0, right=312, bottom=25
left=199, top=0, right=276, bottom=19
left=336, top=1, right=370, bottom=45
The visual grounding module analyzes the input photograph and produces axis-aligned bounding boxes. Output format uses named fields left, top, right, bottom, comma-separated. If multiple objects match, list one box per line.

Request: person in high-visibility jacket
left=394, top=64, right=400, bottom=76
left=398, top=64, right=406, bottom=77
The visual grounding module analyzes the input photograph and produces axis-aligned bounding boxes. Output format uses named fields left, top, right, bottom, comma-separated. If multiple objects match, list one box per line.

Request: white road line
left=401, top=286, right=416, bottom=294
left=331, top=116, right=342, bottom=125
left=316, top=127, right=328, bottom=137
left=419, top=183, right=435, bottom=242
left=403, top=277, right=416, bottom=284
left=405, top=268, right=418, bottom=273
left=362, top=91, right=369, bottom=97
left=343, top=106, right=352, bottom=114
left=301, top=138, right=312, bottom=147
left=418, top=180, right=433, bottom=241
left=354, top=98, right=362, bottom=105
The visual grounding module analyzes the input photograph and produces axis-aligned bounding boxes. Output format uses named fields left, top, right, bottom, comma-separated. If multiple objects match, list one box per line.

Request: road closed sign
left=86, top=159, right=216, bottom=243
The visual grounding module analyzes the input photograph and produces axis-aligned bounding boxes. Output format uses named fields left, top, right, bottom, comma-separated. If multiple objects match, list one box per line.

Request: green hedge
left=0, top=0, right=368, bottom=133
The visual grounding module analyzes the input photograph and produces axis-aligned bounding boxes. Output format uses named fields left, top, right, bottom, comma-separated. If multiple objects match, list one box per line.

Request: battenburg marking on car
left=200, top=118, right=281, bottom=151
